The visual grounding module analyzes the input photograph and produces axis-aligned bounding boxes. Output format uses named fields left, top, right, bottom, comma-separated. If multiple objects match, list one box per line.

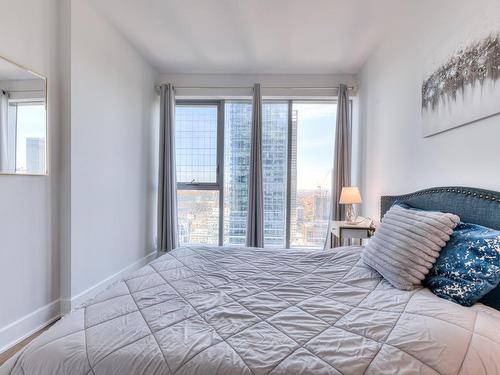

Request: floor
left=0, top=321, right=57, bottom=366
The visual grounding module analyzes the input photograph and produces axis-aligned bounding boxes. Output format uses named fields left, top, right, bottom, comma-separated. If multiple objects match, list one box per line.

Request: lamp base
left=345, top=204, right=357, bottom=224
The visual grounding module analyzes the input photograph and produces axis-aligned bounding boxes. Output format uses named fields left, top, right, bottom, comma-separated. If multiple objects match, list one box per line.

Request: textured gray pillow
left=362, top=204, right=460, bottom=290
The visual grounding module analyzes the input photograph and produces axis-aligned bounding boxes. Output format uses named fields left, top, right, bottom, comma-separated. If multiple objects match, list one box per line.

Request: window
left=8, top=102, right=46, bottom=174
left=175, top=99, right=338, bottom=249
left=176, top=102, right=222, bottom=246
left=176, top=104, right=218, bottom=184
left=290, top=102, right=336, bottom=248
left=222, top=101, right=288, bottom=247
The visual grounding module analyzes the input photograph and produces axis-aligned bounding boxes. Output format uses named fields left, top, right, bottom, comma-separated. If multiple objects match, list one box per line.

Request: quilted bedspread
left=2, top=246, right=500, bottom=375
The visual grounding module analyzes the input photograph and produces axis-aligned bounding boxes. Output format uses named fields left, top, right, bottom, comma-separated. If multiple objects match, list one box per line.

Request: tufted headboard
left=380, top=186, right=500, bottom=310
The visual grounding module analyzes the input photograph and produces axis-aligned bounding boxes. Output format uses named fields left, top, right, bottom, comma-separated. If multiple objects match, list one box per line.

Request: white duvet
left=1, top=246, right=499, bottom=375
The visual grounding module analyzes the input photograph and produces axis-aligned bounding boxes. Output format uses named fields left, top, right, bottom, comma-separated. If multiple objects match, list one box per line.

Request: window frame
left=175, top=100, right=225, bottom=246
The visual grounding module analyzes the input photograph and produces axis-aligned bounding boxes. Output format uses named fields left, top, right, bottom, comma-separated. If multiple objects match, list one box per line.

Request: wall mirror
left=0, top=56, right=47, bottom=175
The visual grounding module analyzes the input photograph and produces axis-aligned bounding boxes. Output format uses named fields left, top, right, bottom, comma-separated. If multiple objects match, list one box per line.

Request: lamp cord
left=350, top=217, right=373, bottom=225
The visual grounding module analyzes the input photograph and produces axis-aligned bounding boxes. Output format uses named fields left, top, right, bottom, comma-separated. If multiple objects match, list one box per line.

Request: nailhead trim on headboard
left=383, top=188, right=500, bottom=201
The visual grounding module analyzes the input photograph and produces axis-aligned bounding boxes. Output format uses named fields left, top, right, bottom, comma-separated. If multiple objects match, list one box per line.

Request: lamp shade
left=339, top=187, right=362, bottom=204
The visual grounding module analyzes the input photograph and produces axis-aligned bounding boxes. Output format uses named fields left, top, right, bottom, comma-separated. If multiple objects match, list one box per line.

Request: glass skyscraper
left=223, top=101, right=252, bottom=245
left=261, top=102, right=288, bottom=246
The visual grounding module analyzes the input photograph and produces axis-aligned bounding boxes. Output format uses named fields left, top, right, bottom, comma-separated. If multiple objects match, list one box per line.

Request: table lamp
left=339, top=187, right=362, bottom=224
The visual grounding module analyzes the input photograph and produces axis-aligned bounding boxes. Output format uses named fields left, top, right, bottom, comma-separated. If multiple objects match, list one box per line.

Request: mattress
left=2, top=245, right=499, bottom=375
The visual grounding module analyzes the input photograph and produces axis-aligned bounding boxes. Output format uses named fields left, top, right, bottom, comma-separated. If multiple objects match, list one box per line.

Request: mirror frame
left=0, top=55, right=48, bottom=176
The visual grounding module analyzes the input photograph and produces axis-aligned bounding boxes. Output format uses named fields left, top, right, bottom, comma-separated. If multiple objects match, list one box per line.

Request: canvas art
left=422, top=33, right=500, bottom=137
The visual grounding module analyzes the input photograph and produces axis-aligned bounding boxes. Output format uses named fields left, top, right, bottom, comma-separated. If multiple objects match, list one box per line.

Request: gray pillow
left=362, top=204, right=460, bottom=290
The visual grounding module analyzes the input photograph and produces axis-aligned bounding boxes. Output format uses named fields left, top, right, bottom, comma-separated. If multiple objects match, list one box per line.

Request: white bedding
left=1, top=245, right=499, bottom=375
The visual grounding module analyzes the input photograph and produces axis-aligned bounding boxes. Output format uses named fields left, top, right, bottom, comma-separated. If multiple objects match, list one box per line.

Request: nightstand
left=330, top=217, right=375, bottom=248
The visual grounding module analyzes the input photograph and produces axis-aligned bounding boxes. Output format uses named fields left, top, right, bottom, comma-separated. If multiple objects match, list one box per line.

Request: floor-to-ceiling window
left=175, top=99, right=337, bottom=249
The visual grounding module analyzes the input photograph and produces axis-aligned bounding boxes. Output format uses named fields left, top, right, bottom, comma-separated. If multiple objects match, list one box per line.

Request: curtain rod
left=155, top=85, right=354, bottom=91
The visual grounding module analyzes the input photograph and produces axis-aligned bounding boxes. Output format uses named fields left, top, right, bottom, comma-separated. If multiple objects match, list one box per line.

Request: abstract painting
left=422, top=33, right=500, bottom=137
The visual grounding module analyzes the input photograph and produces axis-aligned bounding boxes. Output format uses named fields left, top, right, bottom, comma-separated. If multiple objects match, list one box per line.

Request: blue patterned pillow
left=425, top=222, right=500, bottom=307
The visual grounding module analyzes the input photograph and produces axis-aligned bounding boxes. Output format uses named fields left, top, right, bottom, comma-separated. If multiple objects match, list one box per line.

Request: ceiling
left=92, top=0, right=409, bottom=75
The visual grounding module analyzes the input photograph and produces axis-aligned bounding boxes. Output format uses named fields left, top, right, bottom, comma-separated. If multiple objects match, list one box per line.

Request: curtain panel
left=246, top=83, right=264, bottom=248
left=157, top=83, right=179, bottom=252
left=324, top=84, right=352, bottom=249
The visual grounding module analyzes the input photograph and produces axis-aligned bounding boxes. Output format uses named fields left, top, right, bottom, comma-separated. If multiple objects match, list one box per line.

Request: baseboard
left=0, top=300, right=61, bottom=354
left=61, top=250, right=158, bottom=312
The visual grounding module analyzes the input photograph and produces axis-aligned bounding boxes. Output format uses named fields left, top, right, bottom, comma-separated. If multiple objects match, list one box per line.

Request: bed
left=1, top=186, right=499, bottom=375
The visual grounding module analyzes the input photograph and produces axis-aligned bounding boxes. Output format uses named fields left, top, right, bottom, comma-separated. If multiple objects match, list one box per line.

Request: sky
left=15, top=104, right=46, bottom=170
left=293, top=102, right=336, bottom=190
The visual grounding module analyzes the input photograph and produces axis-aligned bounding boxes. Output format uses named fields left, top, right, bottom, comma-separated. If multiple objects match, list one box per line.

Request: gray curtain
left=324, top=84, right=351, bottom=249
left=157, top=83, right=179, bottom=252
left=246, top=83, right=264, bottom=248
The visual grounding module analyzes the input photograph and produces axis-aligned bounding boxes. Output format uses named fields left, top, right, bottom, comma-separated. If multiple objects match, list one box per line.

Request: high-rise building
left=224, top=101, right=252, bottom=245
left=26, top=137, right=45, bottom=173
left=261, top=102, right=288, bottom=246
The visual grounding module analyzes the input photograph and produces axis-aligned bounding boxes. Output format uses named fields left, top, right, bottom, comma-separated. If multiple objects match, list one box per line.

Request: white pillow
left=362, top=204, right=460, bottom=290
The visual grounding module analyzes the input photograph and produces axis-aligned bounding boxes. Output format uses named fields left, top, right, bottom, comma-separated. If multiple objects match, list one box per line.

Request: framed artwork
left=421, top=33, right=500, bottom=137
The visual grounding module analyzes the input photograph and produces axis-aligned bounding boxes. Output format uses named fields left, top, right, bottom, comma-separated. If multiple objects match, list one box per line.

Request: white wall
left=359, top=0, right=500, bottom=221
left=69, top=0, right=159, bottom=303
left=0, top=0, right=159, bottom=351
left=0, top=0, right=62, bottom=351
